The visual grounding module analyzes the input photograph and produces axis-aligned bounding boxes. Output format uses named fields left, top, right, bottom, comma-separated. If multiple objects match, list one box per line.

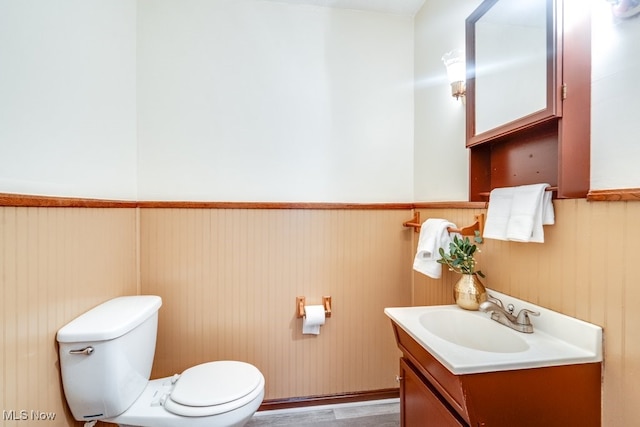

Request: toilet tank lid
left=57, top=296, right=162, bottom=343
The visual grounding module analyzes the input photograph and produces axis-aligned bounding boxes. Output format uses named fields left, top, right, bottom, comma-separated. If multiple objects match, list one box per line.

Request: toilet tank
left=57, top=295, right=162, bottom=422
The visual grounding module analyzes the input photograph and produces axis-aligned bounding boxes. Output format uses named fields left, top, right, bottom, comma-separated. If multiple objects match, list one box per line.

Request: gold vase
left=453, top=274, right=487, bottom=310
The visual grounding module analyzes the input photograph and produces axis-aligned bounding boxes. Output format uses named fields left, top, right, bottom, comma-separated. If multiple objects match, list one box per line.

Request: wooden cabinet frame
left=466, top=0, right=591, bottom=200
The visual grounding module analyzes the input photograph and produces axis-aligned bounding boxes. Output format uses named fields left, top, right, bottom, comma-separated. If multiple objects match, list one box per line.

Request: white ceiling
left=261, top=0, right=427, bottom=16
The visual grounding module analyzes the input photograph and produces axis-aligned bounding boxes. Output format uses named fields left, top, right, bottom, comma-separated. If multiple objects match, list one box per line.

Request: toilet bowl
left=109, top=361, right=265, bottom=427
left=56, top=296, right=265, bottom=427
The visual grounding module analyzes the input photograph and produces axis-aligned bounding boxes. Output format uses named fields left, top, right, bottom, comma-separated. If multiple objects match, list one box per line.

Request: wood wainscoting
left=4, top=193, right=640, bottom=425
left=0, top=206, right=139, bottom=427
left=139, top=207, right=413, bottom=401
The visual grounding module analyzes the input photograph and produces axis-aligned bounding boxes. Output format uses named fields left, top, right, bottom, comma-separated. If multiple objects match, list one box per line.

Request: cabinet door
left=400, top=358, right=466, bottom=427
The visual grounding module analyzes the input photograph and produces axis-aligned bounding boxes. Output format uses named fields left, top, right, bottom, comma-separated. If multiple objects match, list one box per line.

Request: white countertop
left=384, top=289, right=603, bottom=375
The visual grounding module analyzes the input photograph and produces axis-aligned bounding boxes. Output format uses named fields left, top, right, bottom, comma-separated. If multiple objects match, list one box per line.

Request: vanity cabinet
left=392, top=321, right=601, bottom=427
left=466, top=0, right=591, bottom=200
left=400, top=358, right=465, bottom=427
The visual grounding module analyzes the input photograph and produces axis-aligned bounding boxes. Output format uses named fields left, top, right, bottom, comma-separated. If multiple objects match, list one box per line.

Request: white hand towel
left=542, top=190, right=555, bottom=225
left=528, top=188, right=555, bottom=243
left=506, top=183, right=552, bottom=243
left=413, top=219, right=457, bottom=279
left=483, top=187, right=514, bottom=241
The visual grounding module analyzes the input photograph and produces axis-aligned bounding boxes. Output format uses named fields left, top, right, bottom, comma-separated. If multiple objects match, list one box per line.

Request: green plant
left=437, top=232, right=485, bottom=277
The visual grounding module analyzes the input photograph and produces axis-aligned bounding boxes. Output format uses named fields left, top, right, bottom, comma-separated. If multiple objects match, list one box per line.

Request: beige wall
left=139, top=208, right=412, bottom=400
left=2, top=200, right=638, bottom=426
left=414, top=200, right=640, bottom=426
left=0, top=207, right=138, bottom=427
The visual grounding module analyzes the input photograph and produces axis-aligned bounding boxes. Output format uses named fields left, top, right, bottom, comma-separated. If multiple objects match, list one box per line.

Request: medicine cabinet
left=465, top=0, right=591, bottom=200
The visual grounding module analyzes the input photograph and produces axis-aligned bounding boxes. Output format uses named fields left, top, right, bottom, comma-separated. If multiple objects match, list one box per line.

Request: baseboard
left=258, top=388, right=400, bottom=412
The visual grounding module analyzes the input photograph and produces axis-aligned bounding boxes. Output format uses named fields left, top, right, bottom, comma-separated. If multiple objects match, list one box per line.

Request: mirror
left=466, top=0, right=559, bottom=146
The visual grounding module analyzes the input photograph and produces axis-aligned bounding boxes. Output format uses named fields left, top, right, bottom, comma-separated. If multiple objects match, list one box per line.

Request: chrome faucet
left=479, top=296, right=540, bottom=333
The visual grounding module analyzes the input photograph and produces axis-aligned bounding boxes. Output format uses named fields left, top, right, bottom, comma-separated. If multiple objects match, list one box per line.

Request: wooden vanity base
left=392, top=322, right=601, bottom=427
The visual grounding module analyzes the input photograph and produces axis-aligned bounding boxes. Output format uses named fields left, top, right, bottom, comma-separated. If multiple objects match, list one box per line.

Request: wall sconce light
left=607, top=0, right=640, bottom=19
left=442, top=49, right=466, bottom=101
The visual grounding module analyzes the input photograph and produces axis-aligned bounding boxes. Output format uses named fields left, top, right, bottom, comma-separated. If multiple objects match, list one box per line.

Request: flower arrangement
left=437, top=232, right=485, bottom=278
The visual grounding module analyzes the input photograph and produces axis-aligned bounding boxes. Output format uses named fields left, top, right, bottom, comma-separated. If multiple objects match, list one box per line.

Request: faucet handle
left=516, top=308, right=540, bottom=325
left=487, top=294, right=504, bottom=308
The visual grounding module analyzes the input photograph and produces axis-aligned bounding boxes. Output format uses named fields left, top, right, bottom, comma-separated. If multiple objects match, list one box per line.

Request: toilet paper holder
left=296, top=296, right=332, bottom=318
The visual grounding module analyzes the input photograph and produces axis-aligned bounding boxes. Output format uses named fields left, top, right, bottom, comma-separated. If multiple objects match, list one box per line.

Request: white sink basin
left=385, top=289, right=602, bottom=374
left=419, top=309, right=529, bottom=353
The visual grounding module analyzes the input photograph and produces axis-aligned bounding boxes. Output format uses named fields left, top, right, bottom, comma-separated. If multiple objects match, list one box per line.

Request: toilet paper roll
left=302, top=305, right=326, bottom=335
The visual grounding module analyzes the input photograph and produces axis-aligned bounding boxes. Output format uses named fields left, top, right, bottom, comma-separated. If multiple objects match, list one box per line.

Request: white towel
left=506, top=183, right=553, bottom=243
left=482, top=187, right=514, bottom=241
left=483, top=184, right=555, bottom=243
left=531, top=186, right=555, bottom=242
left=542, top=190, right=555, bottom=225
left=413, top=219, right=457, bottom=279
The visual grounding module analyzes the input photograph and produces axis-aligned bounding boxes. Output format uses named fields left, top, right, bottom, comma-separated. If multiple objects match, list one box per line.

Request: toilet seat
left=163, top=361, right=264, bottom=417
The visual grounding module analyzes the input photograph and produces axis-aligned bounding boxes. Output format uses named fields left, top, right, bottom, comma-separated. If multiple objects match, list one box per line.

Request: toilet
left=56, top=295, right=264, bottom=427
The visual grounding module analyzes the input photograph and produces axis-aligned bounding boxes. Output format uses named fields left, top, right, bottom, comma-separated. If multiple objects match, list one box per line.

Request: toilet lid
left=168, top=361, right=263, bottom=408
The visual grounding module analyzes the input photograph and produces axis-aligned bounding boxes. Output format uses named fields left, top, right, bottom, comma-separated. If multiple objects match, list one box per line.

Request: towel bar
left=402, top=212, right=422, bottom=231
left=403, top=212, right=485, bottom=237
left=478, top=186, right=558, bottom=198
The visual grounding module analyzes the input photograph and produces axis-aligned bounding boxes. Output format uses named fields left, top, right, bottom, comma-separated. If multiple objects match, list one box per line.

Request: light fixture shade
left=442, top=49, right=466, bottom=100
left=609, top=0, right=640, bottom=19
left=442, top=49, right=465, bottom=84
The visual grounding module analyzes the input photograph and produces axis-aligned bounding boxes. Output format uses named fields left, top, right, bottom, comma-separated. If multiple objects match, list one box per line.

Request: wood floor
left=246, top=400, right=400, bottom=426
